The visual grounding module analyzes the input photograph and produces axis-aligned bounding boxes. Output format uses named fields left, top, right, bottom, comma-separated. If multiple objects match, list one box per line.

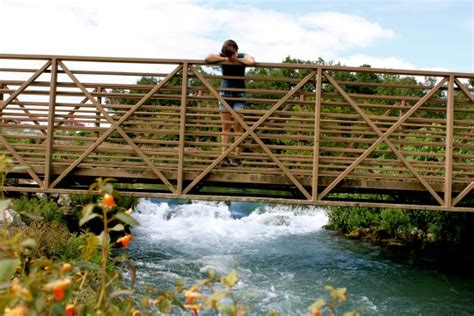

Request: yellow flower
left=103, top=193, right=116, bottom=208
left=329, top=287, right=347, bottom=303
left=44, top=278, right=72, bottom=301
left=117, top=234, right=133, bottom=248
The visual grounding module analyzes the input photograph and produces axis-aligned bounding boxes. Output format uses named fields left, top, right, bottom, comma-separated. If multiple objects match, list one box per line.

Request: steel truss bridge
left=0, top=54, right=473, bottom=212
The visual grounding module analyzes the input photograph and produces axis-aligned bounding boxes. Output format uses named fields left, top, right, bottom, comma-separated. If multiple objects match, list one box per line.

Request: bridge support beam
left=444, top=75, right=454, bottom=207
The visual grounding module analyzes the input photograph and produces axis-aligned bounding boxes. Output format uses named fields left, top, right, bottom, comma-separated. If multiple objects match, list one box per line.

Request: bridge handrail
left=0, top=53, right=473, bottom=78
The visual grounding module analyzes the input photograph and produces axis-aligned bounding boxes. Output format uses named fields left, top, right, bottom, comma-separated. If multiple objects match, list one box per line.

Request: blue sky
left=200, top=0, right=473, bottom=72
left=0, top=0, right=472, bottom=72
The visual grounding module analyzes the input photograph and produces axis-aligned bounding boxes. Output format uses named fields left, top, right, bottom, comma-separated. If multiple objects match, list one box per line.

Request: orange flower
left=44, top=278, right=71, bottom=301
left=130, top=310, right=140, bottom=316
left=62, top=263, right=73, bottom=273
left=184, top=304, right=200, bottom=316
left=65, top=304, right=75, bottom=316
left=117, top=234, right=133, bottom=248
left=4, top=305, right=29, bottom=316
left=103, top=193, right=116, bottom=208
left=184, top=289, right=205, bottom=304
left=10, top=278, right=22, bottom=295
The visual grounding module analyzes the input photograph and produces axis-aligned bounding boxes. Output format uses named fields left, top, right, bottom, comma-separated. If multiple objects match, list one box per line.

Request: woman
left=205, top=39, right=256, bottom=166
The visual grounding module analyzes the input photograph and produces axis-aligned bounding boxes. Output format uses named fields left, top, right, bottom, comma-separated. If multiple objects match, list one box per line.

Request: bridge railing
left=0, top=54, right=473, bottom=211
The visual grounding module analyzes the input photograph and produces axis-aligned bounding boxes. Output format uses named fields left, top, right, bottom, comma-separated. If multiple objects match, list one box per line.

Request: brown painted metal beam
left=320, top=73, right=447, bottom=204
left=444, top=76, right=454, bottom=207
left=0, top=60, right=51, bottom=111
left=184, top=67, right=314, bottom=199
left=50, top=61, right=181, bottom=193
left=44, top=59, right=58, bottom=189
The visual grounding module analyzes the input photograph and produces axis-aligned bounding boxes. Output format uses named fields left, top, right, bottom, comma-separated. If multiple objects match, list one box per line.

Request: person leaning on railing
left=205, top=39, right=256, bottom=167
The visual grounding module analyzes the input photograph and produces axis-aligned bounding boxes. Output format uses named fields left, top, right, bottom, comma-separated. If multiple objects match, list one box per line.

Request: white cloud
left=0, top=0, right=396, bottom=63
left=336, top=54, right=417, bottom=70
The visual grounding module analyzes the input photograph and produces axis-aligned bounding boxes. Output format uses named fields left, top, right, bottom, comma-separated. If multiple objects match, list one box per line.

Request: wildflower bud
left=65, top=304, right=76, bottom=316
left=103, top=193, right=116, bottom=208
left=44, top=278, right=72, bottom=301
left=10, top=278, right=22, bottom=295
left=62, top=263, right=73, bottom=273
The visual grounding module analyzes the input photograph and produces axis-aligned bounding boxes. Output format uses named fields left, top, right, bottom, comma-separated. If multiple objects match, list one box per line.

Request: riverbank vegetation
left=1, top=170, right=358, bottom=315
left=324, top=202, right=474, bottom=271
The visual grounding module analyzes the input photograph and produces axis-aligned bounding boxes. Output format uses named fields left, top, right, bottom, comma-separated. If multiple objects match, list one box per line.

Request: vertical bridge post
left=444, top=75, right=454, bottom=207
left=44, top=58, right=58, bottom=189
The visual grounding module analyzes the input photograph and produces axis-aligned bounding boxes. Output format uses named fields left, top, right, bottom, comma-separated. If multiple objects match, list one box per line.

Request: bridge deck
left=0, top=54, right=473, bottom=211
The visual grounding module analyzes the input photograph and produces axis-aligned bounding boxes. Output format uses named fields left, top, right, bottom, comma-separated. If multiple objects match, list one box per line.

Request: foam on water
left=132, top=199, right=328, bottom=253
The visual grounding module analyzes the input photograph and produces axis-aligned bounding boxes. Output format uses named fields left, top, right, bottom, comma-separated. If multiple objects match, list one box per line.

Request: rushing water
left=129, top=199, right=474, bottom=315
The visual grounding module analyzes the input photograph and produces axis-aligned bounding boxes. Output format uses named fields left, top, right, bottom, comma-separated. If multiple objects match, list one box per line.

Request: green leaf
left=110, top=223, right=125, bottom=232
left=82, top=235, right=99, bottom=261
left=0, top=259, right=19, bottom=281
left=208, top=269, right=217, bottom=281
left=109, top=289, right=134, bottom=298
left=140, top=295, right=151, bottom=309
left=98, top=231, right=110, bottom=248
left=218, top=304, right=235, bottom=315
left=103, top=183, right=114, bottom=195
left=81, top=203, right=96, bottom=218
left=159, top=298, right=172, bottom=313
left=203, top=290, right=226, bottom=310
left=50, top=302, right=65, bottom=315
left=0, top=199, right=11, bottom=213
left=79, top=212, right=100, bottom=227
left=175, top=279, right=185, bottom=287
left=113, top=212, right=139, bottom=226
left=0, top=294, right=16, bottom=314
left=221, top=270, right=238, bottom=287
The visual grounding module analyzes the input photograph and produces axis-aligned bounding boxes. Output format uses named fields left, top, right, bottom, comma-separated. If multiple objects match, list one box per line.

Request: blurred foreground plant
left=0, top=168, right=362, bottom=315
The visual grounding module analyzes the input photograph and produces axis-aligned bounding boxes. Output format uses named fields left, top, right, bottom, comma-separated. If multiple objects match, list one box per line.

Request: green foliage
left=12, top=195, right=63, bottom=222
left=19, top=221, right=84, bottom=261
left=326, top=204, right=474, bottom=257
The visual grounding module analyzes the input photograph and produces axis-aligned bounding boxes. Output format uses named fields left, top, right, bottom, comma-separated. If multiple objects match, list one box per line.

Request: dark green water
left=129, top=199, right=474, bottom=315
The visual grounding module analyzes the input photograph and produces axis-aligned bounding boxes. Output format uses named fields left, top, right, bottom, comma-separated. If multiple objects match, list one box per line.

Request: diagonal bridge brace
left=184, top=67, right=316, bottom=199
left=1, top=60, right=52, bottom=111
left=0, top=61, right=52, bottom=188
left=0, top=134, right=44, bottom=187
left=50, top=61, right=182, bottom=193
left=319, top=73, right=447, bottom=205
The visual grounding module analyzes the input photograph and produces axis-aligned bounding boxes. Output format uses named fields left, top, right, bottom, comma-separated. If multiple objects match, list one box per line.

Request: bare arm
left=237, top=54, right=256, bottom=66
left=205, top=54, right=226, bottom=63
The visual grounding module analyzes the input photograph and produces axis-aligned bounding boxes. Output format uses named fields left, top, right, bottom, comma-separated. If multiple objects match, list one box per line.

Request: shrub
left=12, top=195, right=63, bottom=222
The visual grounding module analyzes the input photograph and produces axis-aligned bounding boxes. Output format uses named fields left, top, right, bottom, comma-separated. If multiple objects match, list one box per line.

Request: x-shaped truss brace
left=49, top=61, right=182, bottom=193
left=319, top=72, right=448, bottom=205
left=183, top=66, right=315, bottom=199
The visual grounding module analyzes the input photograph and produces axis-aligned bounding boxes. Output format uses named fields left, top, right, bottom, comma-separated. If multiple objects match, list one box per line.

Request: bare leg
left=233, top=111, right=244, bottom=156
left=220, top=111, right=232, bottom=154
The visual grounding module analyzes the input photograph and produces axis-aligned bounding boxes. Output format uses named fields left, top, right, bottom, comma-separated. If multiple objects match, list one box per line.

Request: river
left=129, top=199, right=474, bottom=315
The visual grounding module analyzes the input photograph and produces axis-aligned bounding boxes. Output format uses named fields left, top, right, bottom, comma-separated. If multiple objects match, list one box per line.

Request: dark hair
left=221, top=39, right=239, bottom=57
